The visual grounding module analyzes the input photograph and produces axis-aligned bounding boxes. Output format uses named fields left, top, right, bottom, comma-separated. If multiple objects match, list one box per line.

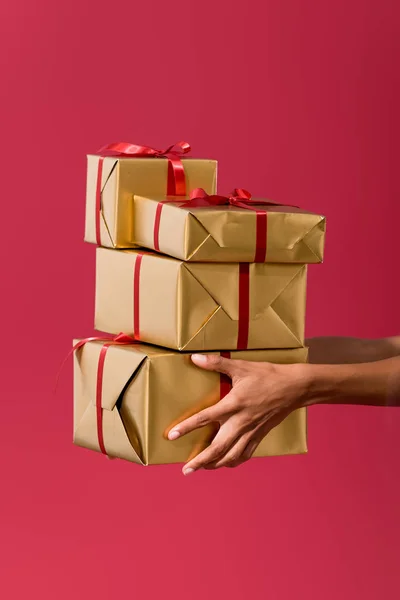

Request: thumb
left=191, top=353, right=237, bottom=376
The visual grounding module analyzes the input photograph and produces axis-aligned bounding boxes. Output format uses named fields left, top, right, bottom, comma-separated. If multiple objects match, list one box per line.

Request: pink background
left=1, top=1, right=399, bottom=598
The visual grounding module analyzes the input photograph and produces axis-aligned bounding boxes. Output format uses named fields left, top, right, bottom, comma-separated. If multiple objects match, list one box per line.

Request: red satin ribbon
left=153, top=188, right=285, bottom=263
left=95, top=158, right=104, bottom=246
left=237, top=264, right=250, bottom=350
left=62, top=333, right=138, bottom=456
left=153, top=202, right=164, bottom=252
left=220, top=351, right=232, bottom=399
left=133, top=253, right=144, bottom=339
left=96, top=343, right=110, bottom=454
left=95, top=141, right=191, bottom=245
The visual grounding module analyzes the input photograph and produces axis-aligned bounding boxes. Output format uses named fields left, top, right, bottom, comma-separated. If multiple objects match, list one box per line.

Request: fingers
left=184, top=423, right=219, bottom=463
left=191, top=353, right=240, bottom=376
left=226, top=437, right=262, bottom=469
left=208, top=433, right=256, bottom=469
left=203, top=428, right=268, bottom=471
left=190, top=415, right=285, bottom=472
left=181, top=432, right=235, bottom=475
left=204, top=428, right=263, bottom=470
left=167, top=390, right=238, bottom=440
left=163, top=388, right=220, bottom=439
left=181, top=417, right=247, bottom=475
left=222, top=415, right=289, bottom=469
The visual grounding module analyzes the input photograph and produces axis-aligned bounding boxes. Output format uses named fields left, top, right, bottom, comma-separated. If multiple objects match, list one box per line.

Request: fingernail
left=168, top=430, right=180, bottom=440
left=183, top=467, right=195, bottom=476
left=192, top=354, right=207, bottom=364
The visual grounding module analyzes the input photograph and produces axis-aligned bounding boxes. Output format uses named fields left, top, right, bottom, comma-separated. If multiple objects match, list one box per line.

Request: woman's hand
left=167, top=354, right=312, bottom=475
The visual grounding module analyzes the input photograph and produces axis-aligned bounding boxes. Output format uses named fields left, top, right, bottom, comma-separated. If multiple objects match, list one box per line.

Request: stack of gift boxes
left=73, top=144, right=326, bottom=466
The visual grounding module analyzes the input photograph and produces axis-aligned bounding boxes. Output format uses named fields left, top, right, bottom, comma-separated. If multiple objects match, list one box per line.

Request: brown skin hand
left=167, top=337, right=400, bottom=475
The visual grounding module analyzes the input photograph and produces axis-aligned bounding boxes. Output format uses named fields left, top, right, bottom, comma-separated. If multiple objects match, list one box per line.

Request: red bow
left=95, top=141, right=191, bottom=245
left=181, top=187, right=282, bottom=210
left=98, top=141, right=191, bottom=160
left=98, top=141, right=191, bottom=197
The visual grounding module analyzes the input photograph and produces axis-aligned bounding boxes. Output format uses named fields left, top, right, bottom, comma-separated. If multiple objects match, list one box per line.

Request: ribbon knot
left=112, top=333, right=137, bottom=344
left=184, top=187, right=280, bottom=210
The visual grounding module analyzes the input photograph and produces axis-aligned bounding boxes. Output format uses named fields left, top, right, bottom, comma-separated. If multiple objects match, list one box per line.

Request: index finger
left=167, top=392, right=237, bottom=440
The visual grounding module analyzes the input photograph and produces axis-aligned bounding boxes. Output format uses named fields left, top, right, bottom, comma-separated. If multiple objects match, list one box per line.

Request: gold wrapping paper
left=95, top=248, right=307, bottom=351
left=84, top=156, right=218, bottom=248
left=73, top=341, right=308, bottom=465
left=134, top=194, right=325, bottom=263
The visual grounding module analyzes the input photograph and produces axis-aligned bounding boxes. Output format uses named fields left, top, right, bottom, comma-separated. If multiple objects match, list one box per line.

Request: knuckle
left=223, top=393, right=241, bottom=410
left=240, top=414, right=256, bottom=429
left=232, top=359, right=246, bottom=372
left=211, top=441, right=229, bottom=456
left=228, top=451, right=241, bottom=464
left=208, top=354, right=222, bottom=367
left=194, top=412, right=209, bottom=427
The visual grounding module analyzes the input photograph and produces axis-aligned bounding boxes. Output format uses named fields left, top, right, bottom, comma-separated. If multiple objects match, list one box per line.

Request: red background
left=1, top=1, right=399, bottom=598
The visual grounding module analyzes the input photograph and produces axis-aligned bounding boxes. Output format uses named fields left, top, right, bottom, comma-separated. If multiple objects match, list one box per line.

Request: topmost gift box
left=85, top=141, right=326, bottom=263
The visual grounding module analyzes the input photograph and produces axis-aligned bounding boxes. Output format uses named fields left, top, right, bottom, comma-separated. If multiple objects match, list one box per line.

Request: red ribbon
left=95, top=141, right=191, bottom=245
left=95, top=158, right=104, bottom=246
left=237, top=263, right=250, bottom=350
left=220, top=351, right=232, bottom=399
left=133, top=253, right=144, bottom=339
left=59, top=333, right=138, bottom=456
left=153, top=188, right=285, bottom=263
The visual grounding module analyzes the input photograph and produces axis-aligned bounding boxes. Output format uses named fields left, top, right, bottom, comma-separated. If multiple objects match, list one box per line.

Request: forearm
left=304, top=356, right=400, bottom=407
left=305, top=336, right=400, bottom=364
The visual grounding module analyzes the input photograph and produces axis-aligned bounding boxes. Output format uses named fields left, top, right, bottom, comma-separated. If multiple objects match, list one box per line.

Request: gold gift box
left=95, top=248, right=307, bottom=351
left=133, top=195, right=326, bottom=263
left=73, top=341, right=308, bottom=465
left=85, top=155, right=218, bottom=248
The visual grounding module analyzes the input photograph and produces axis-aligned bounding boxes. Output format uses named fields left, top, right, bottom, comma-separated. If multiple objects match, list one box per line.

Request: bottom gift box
left=73, top=340, right=308, bottom=465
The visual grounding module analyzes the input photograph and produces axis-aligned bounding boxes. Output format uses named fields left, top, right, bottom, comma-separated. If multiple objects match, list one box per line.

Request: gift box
left=132, top=190, right=326, bottom=263
left=73, top=339, right=308, bottom=465
left=85, top=146, right=218, bottom=249
left=95, top=248, right=307, bottom=351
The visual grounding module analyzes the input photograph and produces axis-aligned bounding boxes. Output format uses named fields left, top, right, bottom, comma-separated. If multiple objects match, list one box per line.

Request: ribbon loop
left=230, top=188, right=252, bottom=202
left=162, top=141, right=191, bottom=156
left=112, top=333, right=137, bottom=344
left=97, top=141, right=191, bottom=161
left=98, top=142, right=159, bottom=157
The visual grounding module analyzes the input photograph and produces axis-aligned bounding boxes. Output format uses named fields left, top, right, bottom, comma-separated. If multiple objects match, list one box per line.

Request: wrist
left=301, top=363, right=349, bottom=406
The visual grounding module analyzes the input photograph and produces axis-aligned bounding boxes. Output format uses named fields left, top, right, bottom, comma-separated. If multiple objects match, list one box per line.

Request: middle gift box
left=95, top=248, right=307, bottom=351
